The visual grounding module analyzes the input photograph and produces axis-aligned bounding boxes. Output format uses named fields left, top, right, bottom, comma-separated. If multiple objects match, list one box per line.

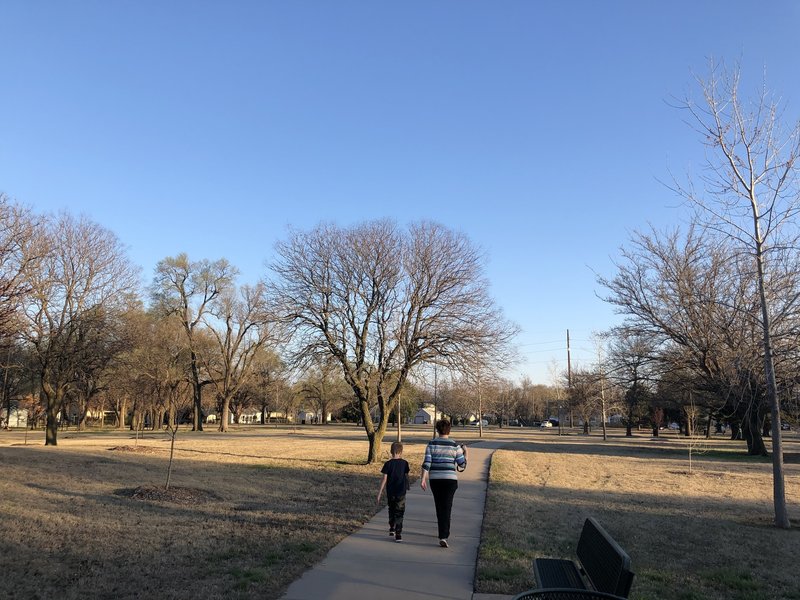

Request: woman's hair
left=435, top=419, right=451, bottom=436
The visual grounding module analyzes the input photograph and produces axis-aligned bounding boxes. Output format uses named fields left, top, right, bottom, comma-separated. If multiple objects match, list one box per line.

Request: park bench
left=531, top=517, right=634, bottom=598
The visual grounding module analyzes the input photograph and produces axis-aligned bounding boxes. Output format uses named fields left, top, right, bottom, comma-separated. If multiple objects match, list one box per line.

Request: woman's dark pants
left=429, top=479, right=458, bottom=540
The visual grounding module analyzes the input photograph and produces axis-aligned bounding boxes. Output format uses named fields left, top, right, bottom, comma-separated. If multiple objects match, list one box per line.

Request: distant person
left=377, top=441, right=410, bottom=542
left=420, top=419, right=467, bottom=548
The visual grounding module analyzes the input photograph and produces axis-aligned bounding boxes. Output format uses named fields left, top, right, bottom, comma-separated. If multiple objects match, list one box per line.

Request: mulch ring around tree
left=109, top=445, right=163, bottom=455
left=124, top=485, right=222, bottom=506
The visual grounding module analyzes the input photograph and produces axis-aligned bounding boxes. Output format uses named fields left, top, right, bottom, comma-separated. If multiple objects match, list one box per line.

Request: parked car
left=470, top=419, right=488, bottom=427
left=540, top=421, right=553, bottom=428
left=668, top=422, right=680, bottom=430
left=781, top=422, right=791, bottom=431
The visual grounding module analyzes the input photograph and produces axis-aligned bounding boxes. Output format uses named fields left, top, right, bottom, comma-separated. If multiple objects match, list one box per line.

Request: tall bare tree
left=606, top=332, right=656, bottom=436
left=247, top=349, right=287, bottom=425
left=151, top=254, right=237, bottom=431
left=270, top=220, right=518, bottom=463
left=0, top=195, right=38, bottom=340
left=1, top=340, right=29, bottom=429
left=673, top=61, right=799, bottom=528
left=564, top=368, right=597, bottom=434
left=199, top=282, right=278, bottom=431
left=20, top=212, right=139, bottom=445
left=299, top=355, right=350, bottom=425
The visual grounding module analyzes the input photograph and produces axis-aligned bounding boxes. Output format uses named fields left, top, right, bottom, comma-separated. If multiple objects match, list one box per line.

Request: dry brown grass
left=476, top=429, right=800, bottom=600
left=0, top=424, right=426, bottom=600
left=5, top=425, right=799, bottom=600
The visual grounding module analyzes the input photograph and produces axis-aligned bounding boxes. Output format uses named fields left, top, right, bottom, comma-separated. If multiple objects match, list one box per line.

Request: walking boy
left=377, top=441, right=410, bottom=542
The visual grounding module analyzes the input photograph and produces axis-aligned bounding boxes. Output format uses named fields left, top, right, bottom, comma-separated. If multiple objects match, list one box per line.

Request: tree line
left=0, top=211, right=518, bottom=463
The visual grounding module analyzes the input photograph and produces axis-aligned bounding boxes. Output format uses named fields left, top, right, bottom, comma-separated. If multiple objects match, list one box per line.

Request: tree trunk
left=41, top=378, right=62, bottom=446
left=742, top=411, right=768, bottom=456
left=751, top=201, right=790, bottom=527
left=321, top=399, right=329, bottom=425
left=367, top=430, right=381, bottom=464
left=45, top=397, right=60, bottom=446
left=165, top=431, right=176, bottom=490
left=218, top=397, right=230, bottom=432
left=190, top=351, right=203, bottom=431
left=117, top=398, right=126, bottom=429
left=2, top=368, right=11, bottom=429
left=78, top=402, right=89, bottom=430
left=359, top=396, right=386, bottom=464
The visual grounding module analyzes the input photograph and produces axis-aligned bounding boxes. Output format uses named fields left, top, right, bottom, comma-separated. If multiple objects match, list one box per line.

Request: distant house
left=296, top=409, right=331, bottom=425
left=236, top=409, right=263, bottom=424
left=413, top=404, right=438, bottom=425
left=466, top=413, right=485, bottom=425
left=217, top=409, right=265, bottom=424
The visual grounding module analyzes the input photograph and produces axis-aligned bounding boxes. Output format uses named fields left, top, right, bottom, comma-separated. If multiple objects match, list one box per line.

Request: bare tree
left=66, top=304, right=136, bottom=430
left=151, top=254, right=237, bottom=431
left=606, top=332, right=657, bottom=436
left=0, top=195, right=39, bottom=340
left=299, top=355, right=350, bottom=425
left=1, top=340, right=29, bottom=429
left=270, top=220, right=518, bottom=463
left=164, top=378, right=193, bottom=490
left=104, top=306, right=155, bottom=429
left=198, top=282, right=279, bottom=431
left=19, top=212, right=139, bottom=446
left=673, top=61, right=800, bottom=528
left=567, top=367, right=601, bottom=434
left=600, top=225, right=775, bottom=453
left=248, top=349, right=287, bottom=425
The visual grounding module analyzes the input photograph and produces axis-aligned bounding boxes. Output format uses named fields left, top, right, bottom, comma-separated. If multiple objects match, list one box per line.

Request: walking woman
left=420, top=419, right=467, bottom=548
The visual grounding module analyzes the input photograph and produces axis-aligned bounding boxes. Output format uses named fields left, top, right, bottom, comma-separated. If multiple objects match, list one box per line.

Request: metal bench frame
left=533, top=518, right=634, bottom=598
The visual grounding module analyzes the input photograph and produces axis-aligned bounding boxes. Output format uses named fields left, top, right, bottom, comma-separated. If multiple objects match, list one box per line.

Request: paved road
left=281, top=441, right=512, bottom=600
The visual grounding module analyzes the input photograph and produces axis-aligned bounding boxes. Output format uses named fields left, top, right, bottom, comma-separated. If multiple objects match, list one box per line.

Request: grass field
left=1, top=424, right=798, bottom=600
left=476, top=430, right=800, bottom=600
left=0, top=425, right=427, bottom=600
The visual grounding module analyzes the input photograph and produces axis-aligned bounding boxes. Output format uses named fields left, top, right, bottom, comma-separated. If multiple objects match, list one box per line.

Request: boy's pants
left=387, top=494, right=406, bottom=533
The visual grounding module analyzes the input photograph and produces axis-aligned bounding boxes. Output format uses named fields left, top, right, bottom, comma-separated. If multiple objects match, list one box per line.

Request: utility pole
left=567, top=329, right=572, bottom=388
left=561, top=329, right=572, bottom=435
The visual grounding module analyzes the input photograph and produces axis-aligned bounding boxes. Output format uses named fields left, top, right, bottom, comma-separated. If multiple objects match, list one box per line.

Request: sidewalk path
left=281, top=440, right=512, bottom=600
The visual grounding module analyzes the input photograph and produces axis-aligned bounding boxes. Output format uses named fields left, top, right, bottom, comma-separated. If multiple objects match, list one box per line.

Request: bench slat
left=533, top=558, right=587, bottom=590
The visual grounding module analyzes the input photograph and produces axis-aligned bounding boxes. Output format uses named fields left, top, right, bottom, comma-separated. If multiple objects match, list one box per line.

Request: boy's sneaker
left=439, top=539, right=449, bottom=548
left=394, top=533, right=402, bottom=542
left=389, top=529, right=395, bottom=536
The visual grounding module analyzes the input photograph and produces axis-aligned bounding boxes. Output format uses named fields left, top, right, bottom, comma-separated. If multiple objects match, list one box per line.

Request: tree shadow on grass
left=0, top=444, right=381, bottom=600
left=481, top=480, right=800, bottom=597
left=501, top=438, right=789, bottom=464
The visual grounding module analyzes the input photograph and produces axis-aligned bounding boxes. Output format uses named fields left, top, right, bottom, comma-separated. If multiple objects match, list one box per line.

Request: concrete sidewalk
left=281, top=441, right=512, bottom=600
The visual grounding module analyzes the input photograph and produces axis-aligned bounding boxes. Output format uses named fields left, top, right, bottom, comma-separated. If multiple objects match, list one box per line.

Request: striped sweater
left=421, top=438, right=466, bottom=480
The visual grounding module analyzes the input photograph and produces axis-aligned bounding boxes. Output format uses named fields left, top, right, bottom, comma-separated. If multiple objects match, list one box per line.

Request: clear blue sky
left=2, top=1, right=799, bottom=384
